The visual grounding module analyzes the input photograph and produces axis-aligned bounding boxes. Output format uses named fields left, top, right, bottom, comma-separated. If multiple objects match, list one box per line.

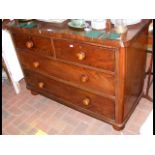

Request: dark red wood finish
left=9, top=19, right=151, bottom=131
left=17, top=50, right=115, bottom=97
left=11, top=32, right=54, bottom=57
left=53, top=39, right=115, bottom=71
left=24, top=70, right=115, bottom=120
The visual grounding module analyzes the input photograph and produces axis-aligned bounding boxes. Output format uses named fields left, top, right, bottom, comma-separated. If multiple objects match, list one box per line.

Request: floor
left=2, top=54, right=153, bottom=135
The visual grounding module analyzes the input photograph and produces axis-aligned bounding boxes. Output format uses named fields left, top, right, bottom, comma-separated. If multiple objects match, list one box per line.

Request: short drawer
left=18, top=51, right=115, bottom=96
left=53, top=39, right=115, bottom=71
left=11, top=32, right=54, bottom=56
left=25, top=70, right=115, bottom=120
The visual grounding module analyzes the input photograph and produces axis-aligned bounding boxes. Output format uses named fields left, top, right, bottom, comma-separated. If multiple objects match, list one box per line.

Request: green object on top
left=17, top=22, right=37, bottom=28
left=102, top=32, right=120, bottom=40
left=84, top=30, right=120, bottom=40
left=85, top=31, right=104, bottom=38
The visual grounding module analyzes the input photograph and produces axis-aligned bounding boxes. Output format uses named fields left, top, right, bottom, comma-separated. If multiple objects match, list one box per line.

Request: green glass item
left=85, top=31, right=104, bottom=38
left=17, top=22, right=37, bottom=28
left=102, top=32, right=120, bottom=40
left=68, top=22, right=85, bottom=29
left=70, top=19, right=85, bottom=26
left=84, top=30, right=120, bottom=40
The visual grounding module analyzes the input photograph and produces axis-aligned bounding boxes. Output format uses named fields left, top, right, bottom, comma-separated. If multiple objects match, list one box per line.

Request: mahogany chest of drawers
left=9, top=20, right=151, bottom=130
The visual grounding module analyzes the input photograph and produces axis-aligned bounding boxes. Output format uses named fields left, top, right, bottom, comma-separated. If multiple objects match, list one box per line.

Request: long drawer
left=11, top=32, right=54, bottom=57
left=24, top=70, right=115, bottom=120
left=53, top=39, right=115, bottom=71
left=18, top=51, right=115, bottom=96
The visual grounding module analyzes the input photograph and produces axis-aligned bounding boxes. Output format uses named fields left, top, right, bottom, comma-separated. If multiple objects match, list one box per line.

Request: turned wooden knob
left=82, top=98, right=90, bottom=106
left=80, top=74, right=89, bottom=83
left=38, top=82, right=44, bottom=88
left=26, top=41, right=34, bottom=48
left=33, top=62, right=40, bottom=68
left=76, top=52, right=86, bottom=60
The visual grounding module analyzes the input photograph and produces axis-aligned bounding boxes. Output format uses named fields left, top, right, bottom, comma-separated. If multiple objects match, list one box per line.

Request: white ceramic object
left=37, top=19, right=67, bottom=23
left=70, top=19, right=85, bottom=26
left=148, top=22, right=153, bottom=32
left=91, top=19, right=106, bottom=30
left=111, top=19, right=141, bottom=25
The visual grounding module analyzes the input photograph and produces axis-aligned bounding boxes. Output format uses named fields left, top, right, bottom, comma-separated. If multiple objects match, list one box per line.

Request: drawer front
left=53, top=39, right=115, bottom=71
left=18, top=51, right=115, bottom=96
left=11, top=33, right=54, bottom=56
left=25, top=70, right=115, bottom=120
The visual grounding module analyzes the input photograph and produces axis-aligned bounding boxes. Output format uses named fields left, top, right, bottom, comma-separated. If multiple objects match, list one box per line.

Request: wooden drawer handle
left=76, top=52, right=86, bottom=61
left=26, top=41, right=34, bottom=49
left=82, top=98, right=90, bottom=106
left=38, top=82, right=44, bottom=88
left=33, top=62, right=40, bottom=68
left=80, top=74, right=89, bottom=83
